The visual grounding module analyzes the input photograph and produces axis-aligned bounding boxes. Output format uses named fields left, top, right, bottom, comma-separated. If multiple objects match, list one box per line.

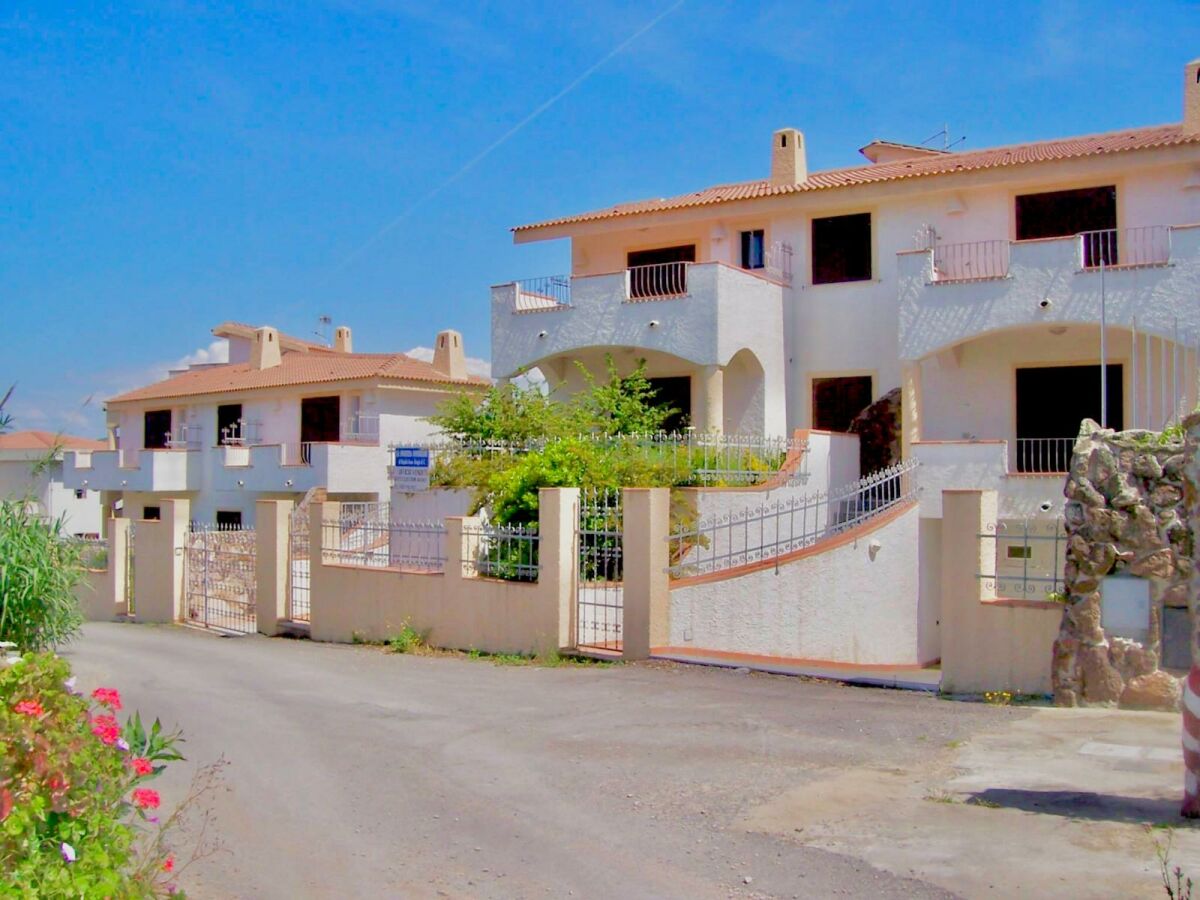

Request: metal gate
left=184, top=527, right=257, bottom=634
left=576, top=488, right=623, bottom=651
left=124, top=522, right=136, bottom=616
left=288, top=505, right=310, bottom=622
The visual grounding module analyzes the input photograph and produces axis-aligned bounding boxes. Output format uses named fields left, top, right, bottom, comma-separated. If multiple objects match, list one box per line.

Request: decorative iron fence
left=72, top=536, right=109, bottom=571
left=576, top=488, right=623, bottom=650
left=461, top=520, right=540, bottom=581
left=510, top=275, right=572, bottom=312
left=625, top=261, right=689, bottom=301
left=1014, top=437, right=1076, bottom=474
left=321, top=502, right=446, bottom=572
left=1078, top=226, right=1172, bottom=269
left=288, top=505, right=311, bottom=622
left=932, top=240, right=1010, bottom=282
left=184, top=527, right=257, bottom=634
left=977, top=517, right=1067, bottom=600
left=667, top=459, right=919, bottom=579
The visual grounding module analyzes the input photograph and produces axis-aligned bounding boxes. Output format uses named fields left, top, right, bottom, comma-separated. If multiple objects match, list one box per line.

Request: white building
left=0, top=430, right=105, bottom=537
left=63, top=322, right=488, bottom=526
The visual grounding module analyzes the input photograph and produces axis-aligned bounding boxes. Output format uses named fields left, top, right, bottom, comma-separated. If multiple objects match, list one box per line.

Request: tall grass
left=0, top=500, right=85, bottom=651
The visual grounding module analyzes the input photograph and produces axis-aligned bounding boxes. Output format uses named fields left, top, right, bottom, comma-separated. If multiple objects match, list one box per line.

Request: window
left=1015, top=186, right=1116, bottom=265
left=74, top=489, right=86, bottom=500
left=216, top=510, right=243, bottom=529
left=812, top=376, right=873, bottom=433
left=300, top=396, right=341, bottom=444
left=740, top=230, right=765, bottom=270
left=143, top=506, right=161, bottom=521
left=143, top=410, right=172, bottom=450
left=1015, top=365, right=1123, bottom=473
left=647, top=377, right=691, bottom=433
left=217, top=403, right=243, bottom=445
left=812, top=213, right=872, bottom=284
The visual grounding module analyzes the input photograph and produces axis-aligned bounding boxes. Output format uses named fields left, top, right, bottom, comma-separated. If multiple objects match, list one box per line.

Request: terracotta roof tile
left=109, top=350, right=489, bottom=404
left=514, top=123, right=1200, bottom=232
left=0, top=430, right=107, bottom=451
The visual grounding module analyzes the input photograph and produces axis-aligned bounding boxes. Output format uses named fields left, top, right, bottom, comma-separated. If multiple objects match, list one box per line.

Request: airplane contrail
left=330, top=0, right=687, bottom=275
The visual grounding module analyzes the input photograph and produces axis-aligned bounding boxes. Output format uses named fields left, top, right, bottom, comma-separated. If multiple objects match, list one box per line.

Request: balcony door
left=217, top=403, right=243, bottom=445
left=1015, top=186, right=1116, bottom=265
left=627, top=245, right=695, bottom=299
left=143, top=410, right=172, bottom=450
left=1015, top=365, right=1122, bottom=473
left=300, top=396, right=340, bottom=448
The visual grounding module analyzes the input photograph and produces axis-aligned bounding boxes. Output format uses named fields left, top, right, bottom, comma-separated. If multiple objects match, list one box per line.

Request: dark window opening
left=647, top=377, right=691, bottom=433
left=143, top=410, right=172, bottom=450
left=74, top=489, right=86, bottom=500
left=1015, top=364, right=1123, bottom=473
left=626, top=245, right=695, bottom=299
left=1015, top=185, right=1117, bottom=265
left=301, top=396, right=341, bottom=461
left=812, top=376, right=873, bottom=433
left=812, top=213, right=872, bottom=285
left=216, top=510, right=243, bottom=529
left=143, top=506, right=161, bottom=521
left=740, top=230, right=765, bottom=270
left=217, top=403, right=244, bottom=445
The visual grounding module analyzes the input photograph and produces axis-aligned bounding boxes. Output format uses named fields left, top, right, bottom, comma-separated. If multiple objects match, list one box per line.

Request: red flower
left=91, top=687, right=122, bottom=711
left=130, top=757, right=154, bottom=777
left=13, top=699, right=44, bottom=717
left=90, top=714, right=120, bottom=746
left=162, top=855, right=175, bottom=874
left=131, top=788, right=160, bottom=810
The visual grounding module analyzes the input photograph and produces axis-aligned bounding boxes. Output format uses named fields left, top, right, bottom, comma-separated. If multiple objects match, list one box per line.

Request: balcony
left=491, top=261, right=785, bottom=380
left=213, top=442, right=390, bottom=495
left=911, top=441, right=1069, bottom=520
left=899, top=224, right=1200, bottom=361
left=64, top=448, right=201, bottom=493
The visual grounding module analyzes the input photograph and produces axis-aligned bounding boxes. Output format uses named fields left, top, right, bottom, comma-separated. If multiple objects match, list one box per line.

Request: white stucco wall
left=0, top=458, right=102, bottom=536
left=668, top=503, right=921, bottom=665
left=912, top=441, right=1067, bottom=520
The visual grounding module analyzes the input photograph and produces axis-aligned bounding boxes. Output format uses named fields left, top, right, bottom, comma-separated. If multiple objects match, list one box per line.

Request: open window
left=812, top=213, right=872, bottom=284
left=812, top=376, right=873, bottom=432
left=217, top=404, right=243, bottom=445
left=647, top=377, right=691, bottom=433
left=740, top=230, right=765, bottom=270
left=143, top=410, right=172, bottom=450
left=216, top=510, right=243, bottom=529
left=1015, top=364, right=1123, bottom=473
left=626, top=245, right=695, bottom=299
left=1015, top=185, right=1117, bottom=265
left=300, top=396, right=340, bottom=463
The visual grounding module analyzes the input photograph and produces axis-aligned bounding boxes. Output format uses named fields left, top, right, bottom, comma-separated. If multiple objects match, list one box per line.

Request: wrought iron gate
left=124, top=522, right=136, bottom=615
left=184, top=527, right=257, bottom=634
left=576, top=488, right=623, bottom=651
left=288, top=506, right=310, bottom=622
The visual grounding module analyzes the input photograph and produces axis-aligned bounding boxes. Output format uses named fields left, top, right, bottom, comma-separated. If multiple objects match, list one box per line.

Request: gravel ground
left=66, top=622, right=1027, bottom=899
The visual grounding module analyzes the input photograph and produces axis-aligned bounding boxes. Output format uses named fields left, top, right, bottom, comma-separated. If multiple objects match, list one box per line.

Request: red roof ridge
left=0, top=430, right=107, bottom=451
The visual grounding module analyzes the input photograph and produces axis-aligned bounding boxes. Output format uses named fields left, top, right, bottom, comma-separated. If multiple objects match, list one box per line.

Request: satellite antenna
left=314, top=315, right=333, bottom=347
left=921, top=124, right=966, bottom=151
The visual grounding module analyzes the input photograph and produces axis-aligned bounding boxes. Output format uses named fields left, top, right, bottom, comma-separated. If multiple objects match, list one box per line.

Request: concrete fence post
left=446, top=516, right=471, bottom=583
left=621, top=487, right=671, bottom=660
left=256, top=500, right=292, bottom=636
left=939, top=489, right=996, bottom=694
left=537, top=487, right=579, bottom=651
left=134, top=498, right=190, bottom=624
left=107, top=517, right=130, bottom=616
left=308, top=501, right=339, bottom=638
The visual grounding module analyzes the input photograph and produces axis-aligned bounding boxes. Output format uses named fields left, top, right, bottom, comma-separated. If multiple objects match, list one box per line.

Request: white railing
left=765, top=241, right=794, bottom=285
left=282, top=443, right=314, bottom=466
left=165, top=425, right=203, bottom=450
left=509, top=275, right=571, bottom=312
left=1014, top=437, right=1075, bottom=474
left=667, top=459, right=919, bottom=579
left=342, top=414, right=380, bottom=443
left=625, top=261, right=690, bottom=301
left=1078, top=226, right=1172, bottom=270
left=220, top=418, right=262, bottom=446
left=932, top=240, right=1010, bottom=282
left=322, top=503, right=446, bottom=572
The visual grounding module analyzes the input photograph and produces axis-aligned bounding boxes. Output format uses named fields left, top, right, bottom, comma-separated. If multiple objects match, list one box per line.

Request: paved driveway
left=66, top=623, right=1191, bottom=899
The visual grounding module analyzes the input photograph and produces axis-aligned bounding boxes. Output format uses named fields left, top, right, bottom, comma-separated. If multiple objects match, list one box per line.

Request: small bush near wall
left=0, top=653, right=206, bottom=896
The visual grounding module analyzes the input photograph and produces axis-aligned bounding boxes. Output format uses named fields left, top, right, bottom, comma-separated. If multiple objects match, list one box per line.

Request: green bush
left=0, top=501, right=86, bottom=651
left=0, top=654, right=184, bottom=897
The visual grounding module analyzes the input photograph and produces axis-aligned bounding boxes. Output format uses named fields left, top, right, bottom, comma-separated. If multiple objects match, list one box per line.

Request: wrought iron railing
left=932, top=240, right=1010, bottom=282
left=667, top=459, right=919, bottom=579
left=165, top=425, right=203, bottom=450
left=461, top=520, right=540, bottom=581
left=625, top=261, right=690, bottom=301
left=1078, top=226, right=1172, bottom=269
left=977, top=517, right=1066, bottom=600
left=342, top=414, right=380, bottom=443
left=508, top=275, right=572, bottom=312
left=220, top=418, right=262, bottom=446
left=1014, top=437, right=1075, bottom=474
left=322, top=503, right=446, bottom=572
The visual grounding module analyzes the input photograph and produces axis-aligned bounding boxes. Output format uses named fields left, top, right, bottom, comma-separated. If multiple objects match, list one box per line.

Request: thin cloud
left=404, top=345, right=492, bottom=378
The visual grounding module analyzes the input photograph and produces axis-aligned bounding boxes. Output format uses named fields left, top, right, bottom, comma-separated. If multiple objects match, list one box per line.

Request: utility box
left=1100, top=575, right=1151, bottom=644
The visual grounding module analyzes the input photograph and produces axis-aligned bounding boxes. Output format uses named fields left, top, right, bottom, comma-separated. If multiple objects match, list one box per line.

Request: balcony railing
left=625, top=261, right=690, bottom=301
left=219, top=418, right=262, bottom=446
left=514, top=275, right=572, bottom=312
left=764, top=240, right=794, bottom=285
left=282, top=443, right=315, bottom=466
left=933, top=240, right=1010, bottom=282
left=1014, top=437, right=1075, bottom=474
left=165, top=425, right=203, bottom=450
left=1078, top=226, right=1172, bottom=270
left=342, top=414, right=380, bottom=443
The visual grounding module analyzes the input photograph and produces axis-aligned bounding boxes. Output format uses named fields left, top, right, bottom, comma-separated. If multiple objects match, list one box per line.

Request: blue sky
left=2, top=0, right=1199, bottom=435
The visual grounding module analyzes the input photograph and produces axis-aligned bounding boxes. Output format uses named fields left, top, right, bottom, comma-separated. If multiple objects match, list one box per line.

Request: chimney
left=770, top=128, right=807, bottom=186
left=334, top=325, right=353, bottom=353
left=432, top=329, right=467, bottom=380
left=1186, top=57, right=1200, bottom=136
left=249, top=326, right=282, bottom=370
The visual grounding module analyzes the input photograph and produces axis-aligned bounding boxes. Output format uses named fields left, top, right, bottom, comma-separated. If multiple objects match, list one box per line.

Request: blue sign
left=393, top=447, right=431, bottom=469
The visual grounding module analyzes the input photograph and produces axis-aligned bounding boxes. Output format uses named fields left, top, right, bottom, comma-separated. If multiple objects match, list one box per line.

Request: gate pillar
left=621, top=488, right=670, bottom=660
left=256, top=500, right=292, bottom=636
left=134, top=498, right=189, bottom=624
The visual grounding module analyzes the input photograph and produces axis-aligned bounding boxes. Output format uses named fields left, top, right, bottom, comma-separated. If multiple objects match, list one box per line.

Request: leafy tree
left=428, top=381, right=569, bottom=443
left=568, top=355, right=677, bottom=435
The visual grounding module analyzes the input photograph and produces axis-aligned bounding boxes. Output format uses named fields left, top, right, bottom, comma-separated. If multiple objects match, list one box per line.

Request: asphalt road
left=66, top=622, right=1010, bottom=899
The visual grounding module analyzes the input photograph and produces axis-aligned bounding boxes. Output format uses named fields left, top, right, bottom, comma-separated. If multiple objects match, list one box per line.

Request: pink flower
left=90, top=714, right=120, bottom=746
left=14, top=699, right=44, bottom=717
left=60, top=842, right=77, bottom=863
left=131, top=788, right=160, bottom=810
left=91, top=687, right=122, bottom=711
left=130, top=757, right=153, bottom=777
left=162, top=855, right=175, bottom=874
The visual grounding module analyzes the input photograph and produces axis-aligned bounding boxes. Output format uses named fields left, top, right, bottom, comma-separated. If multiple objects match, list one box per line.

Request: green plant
left=0, top=500, right=86, bottom=651
left=0, top=654, right=186, bottom=896
left=386, top=623, right=427, bottom=654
